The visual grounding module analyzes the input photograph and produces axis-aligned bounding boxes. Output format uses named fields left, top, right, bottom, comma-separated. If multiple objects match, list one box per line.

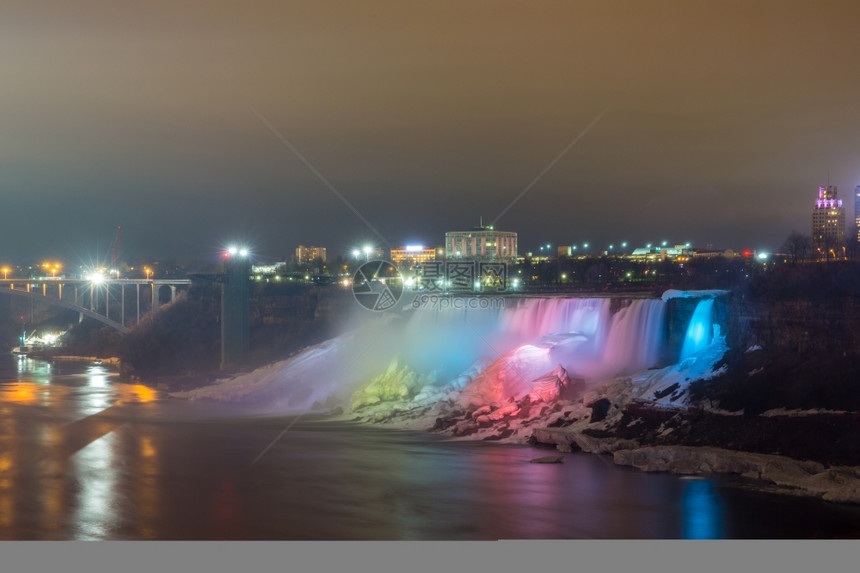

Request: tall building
left=855, top=185, right=860, bottom=245
left=811, top=185, right=845, bottom=259
left=295, top=245, right=327, bottom=263
left=445, top=221, right=517, bottom=261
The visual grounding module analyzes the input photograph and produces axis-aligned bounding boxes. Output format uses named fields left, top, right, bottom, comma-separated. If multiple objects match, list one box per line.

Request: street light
left=2, top=267, right=9, bottom=279
left=144, top=267, right=152, bottom=280
left=42, top=262, right=61, bottom=278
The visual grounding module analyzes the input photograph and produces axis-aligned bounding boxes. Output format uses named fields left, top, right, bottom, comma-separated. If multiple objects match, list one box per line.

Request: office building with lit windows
left=445, top=221, right=517, bottom=261
left=389, top=246, right=443, bottom=270
left=295, top=245, right=327, bottom=263
left=812, top=185, right=845, bottom=259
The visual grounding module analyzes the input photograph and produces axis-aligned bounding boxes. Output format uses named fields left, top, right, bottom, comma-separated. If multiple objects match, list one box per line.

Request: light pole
left=221, top=245, right=251, bottom=369
left=2, top=267, right=8, bottom=280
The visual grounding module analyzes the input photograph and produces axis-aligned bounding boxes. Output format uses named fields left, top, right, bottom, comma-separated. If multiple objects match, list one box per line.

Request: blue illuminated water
left=681, top=298, right=716, bottom=359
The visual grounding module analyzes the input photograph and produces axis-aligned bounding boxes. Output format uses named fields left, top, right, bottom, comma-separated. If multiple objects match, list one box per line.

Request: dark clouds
left=3, top=1, right=860, bottom=262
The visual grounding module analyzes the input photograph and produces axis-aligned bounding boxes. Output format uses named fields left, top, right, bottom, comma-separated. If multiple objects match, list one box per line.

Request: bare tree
left=782, top=230, right=813, bottom=263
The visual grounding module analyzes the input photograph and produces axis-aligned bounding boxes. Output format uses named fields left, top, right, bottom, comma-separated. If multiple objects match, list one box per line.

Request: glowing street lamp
left=363, top=246, right=372, bottom=262
left=2, top=267, right=9, bottom=279
left=144, top=267, right=153, bottom=280
left=42, top=262, right=62, bottom=278
left=224, top=245, right=250, bottom=259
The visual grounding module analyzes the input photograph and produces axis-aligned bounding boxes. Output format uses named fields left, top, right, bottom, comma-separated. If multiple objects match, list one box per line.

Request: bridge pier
left=220, top=255, right=250, bottom=370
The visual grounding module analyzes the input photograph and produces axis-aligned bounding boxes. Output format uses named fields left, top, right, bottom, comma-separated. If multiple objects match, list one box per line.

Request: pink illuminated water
left=495, top=297, right=667, bottom=381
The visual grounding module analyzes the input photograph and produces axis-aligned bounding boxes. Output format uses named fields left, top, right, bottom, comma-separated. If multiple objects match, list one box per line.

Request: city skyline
left=4, top=1, right=860, bottom=262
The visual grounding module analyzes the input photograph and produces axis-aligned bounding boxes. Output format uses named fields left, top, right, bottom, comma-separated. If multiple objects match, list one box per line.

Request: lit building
left=389, top=245, right=442, bottom=270
left=855, top=185, right=860, bottom=245
left=295, top=245, right=327, bottom=263
left=445, top=221, right=517, bottom=261
left=811, top=185, right=845, bottom=259
left=350, top=246, right=387, bottom=261
left=252, top=262, right=286, bottom=275
left=691, top=249, right=738, bottom=259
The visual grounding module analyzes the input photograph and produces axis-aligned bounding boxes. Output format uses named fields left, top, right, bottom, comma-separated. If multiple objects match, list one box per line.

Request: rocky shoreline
left=343, top=380, right=860, bottom=505
left=530, top=425, right=860, bottom=505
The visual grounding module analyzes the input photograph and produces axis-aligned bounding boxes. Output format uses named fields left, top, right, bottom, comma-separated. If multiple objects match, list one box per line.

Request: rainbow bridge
left=0, top=277, right=192, bottom=334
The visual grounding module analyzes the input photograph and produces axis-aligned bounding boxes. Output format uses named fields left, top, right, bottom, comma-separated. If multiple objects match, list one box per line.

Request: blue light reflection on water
left=681, top=478, right=724, bottom=539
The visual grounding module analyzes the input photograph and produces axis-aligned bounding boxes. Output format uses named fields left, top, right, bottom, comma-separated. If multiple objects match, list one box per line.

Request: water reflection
left=131, top=433, right=161, bottom=539
left=681, top=478, right=724, bottom=539
left=14, top=356, right=54, bottom=381
left=2, top=355, right=860, bottom=540
left=70, top=432, right=119, bottom=540
left=87, top=365, right=108, bottom=387
left=0, top=451, right=12, bottom=529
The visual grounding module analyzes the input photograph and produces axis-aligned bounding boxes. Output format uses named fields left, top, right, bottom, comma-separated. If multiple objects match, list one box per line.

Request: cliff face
left=726, top=296, right=860, bottom=356
left=689, top=286, right=860, bottom=415
left=114, top=283, right=353, bottom=382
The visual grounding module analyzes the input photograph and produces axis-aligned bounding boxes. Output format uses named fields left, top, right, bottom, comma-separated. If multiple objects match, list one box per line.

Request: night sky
left=3, top=1, right=860, bottom=265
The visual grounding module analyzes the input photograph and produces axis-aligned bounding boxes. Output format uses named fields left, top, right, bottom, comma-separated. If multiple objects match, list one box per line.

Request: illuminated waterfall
left=178, top=292, right=722, bottom=412
left=680, top=298, right=715, bottom=360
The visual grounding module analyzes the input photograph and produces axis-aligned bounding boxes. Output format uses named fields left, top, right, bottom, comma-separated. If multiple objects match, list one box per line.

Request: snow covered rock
left=350, top=357, right=434, bottom=411
left=528, top=364, right=585, bottom=403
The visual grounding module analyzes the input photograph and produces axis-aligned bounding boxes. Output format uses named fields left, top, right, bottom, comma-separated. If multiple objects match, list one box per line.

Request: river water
left=1, top=354, right=859, bottom=540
